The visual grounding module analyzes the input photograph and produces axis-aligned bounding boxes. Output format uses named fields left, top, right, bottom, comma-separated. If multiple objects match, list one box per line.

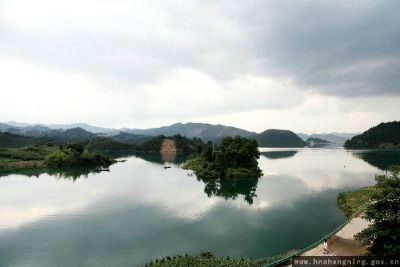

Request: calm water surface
left=1, top=148, right=399, bottom=267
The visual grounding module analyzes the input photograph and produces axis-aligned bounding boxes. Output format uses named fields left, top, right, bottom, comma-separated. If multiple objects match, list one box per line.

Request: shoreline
left=302, top=216, right=370, bottom=256
left=0, top=160, right=47, bottom=175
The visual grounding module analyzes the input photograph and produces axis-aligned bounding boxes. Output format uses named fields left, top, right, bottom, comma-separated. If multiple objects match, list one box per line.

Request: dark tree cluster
left=184, top=136, right=263, bottom=204
left=356, top=166, right=400, bottom=256
left=46, top=142, right=114, bottom=168
left=136, top=134, right=205, bottom=152
left=345, top=121, right=400, bottom=149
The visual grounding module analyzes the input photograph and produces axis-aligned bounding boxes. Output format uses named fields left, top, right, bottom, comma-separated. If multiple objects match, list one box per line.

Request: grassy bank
left=0, top=144, right=114, bottom=175
left=143, top=252, right=287, bottom=267
left=337, top=167, right=400, bottom=256
left=0, top=145, right=57, bottom=173
left=337, top=186, right=378, bottom=218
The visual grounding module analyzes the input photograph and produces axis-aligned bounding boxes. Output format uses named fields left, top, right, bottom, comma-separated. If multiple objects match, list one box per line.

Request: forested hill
left=110, top=132, right=151, bottom=145
left=0, top=132, right=53, bottom=147
left=136, top=135, right=205, bottom=152
left=255, top=129, right=306, bottom=147
left=1, top=122, right=256, bottom=143
left=344, top=121, right=400, bottom=149
left=125, top=122, right=256, bottom=142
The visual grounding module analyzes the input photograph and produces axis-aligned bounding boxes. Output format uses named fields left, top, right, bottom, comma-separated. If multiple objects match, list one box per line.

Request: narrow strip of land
left=302, top=217, right=370, bottom=256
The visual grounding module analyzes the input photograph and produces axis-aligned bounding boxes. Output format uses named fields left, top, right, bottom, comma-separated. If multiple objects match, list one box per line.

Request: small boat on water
left=163, top=165, right=171, bottom=169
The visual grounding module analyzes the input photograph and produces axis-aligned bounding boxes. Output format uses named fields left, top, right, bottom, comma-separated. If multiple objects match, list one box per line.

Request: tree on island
left=46, top=142, right=114, bottom=168
left=183, top=136, right=263, bottom=204
left=355, top=166, right=400, bottom=256
left=214, top=136, right=262, bottom=177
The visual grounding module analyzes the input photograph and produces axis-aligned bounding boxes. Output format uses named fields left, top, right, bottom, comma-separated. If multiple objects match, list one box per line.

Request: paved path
left=302, top=217, right=370, bottom=256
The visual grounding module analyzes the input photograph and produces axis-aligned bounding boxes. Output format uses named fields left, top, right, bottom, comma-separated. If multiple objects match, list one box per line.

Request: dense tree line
left=356, top=166, right=400, bottom=256
left=0, top=132, right=53, bottom=148
left=344, top=121, right=400, bottom=149
left=0, top=131, right=205, bottom=154
left=45, top=143, right=114, bottom=167
left=136, top=134, right=205, bottom=152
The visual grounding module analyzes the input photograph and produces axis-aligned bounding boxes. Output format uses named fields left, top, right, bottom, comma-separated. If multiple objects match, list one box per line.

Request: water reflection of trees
left=195, top=174, right=260, bottom=205
left=0, top=166, right=105, bottom=181
left=351, top=150, right=400, bottom=171
left=134, top=151, right=192, bottom=165
left=1, top=151, right=192, bottom=180
left=261, top=150, right=298, bottom=160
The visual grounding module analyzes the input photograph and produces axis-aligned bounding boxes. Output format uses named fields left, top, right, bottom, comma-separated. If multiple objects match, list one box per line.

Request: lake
left=1, top=148, right=399, bottom=267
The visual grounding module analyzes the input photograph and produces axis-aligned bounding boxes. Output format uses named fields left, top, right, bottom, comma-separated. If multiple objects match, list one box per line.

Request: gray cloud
left=0, top=0, right=399, bottom=98
left=245, top=0, right=400, bottom=96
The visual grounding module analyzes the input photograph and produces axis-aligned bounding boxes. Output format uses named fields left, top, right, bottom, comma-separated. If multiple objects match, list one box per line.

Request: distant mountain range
left=123, top=122, right=256, bottom=142
left=4, top=121, right=115, bottom=134
left=1, top=122, right=256, bottom=142
left=297, top=132, right=357, bottom=144
left=0, top=121, right=357, bottom=146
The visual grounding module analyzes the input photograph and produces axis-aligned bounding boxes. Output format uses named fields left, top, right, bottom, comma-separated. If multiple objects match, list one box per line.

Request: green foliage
left=344, top=121, right=400, bottom=149
left=182, top=157, right=208, bottom=173
left=0, top=145, right=58, bottom=161
left=143, top=252, right=286, bottom=267
left=355, top=166, right=400, bottom=256
left=67, top=142, right=85, bottom=154
left=183, top=136, right=263, bottom=204
left=215, top=136, right=261, bottom=173
left=111, top=132, right=151, bottom=145
left=130, top=122, right=255, bottom=142
left=186, top=136, right=263, bottom=179
left=137, top=134, right=205, bottom=152
left=172, top=134, right=205, bottom=152
left=337, top=186, right=377, bottom=218
left=49, top=127, right=95, bottom=143
left=85, top=137, right=136, bottom=153
left=137, top=135, right=166, bottom=151
left=0, top=132, right=53, bottom=148
left=45, top=146, right=113, bottom=168
left=203, top=141, right=214, bottom=161
left=255, top=129, right=306, bottom=147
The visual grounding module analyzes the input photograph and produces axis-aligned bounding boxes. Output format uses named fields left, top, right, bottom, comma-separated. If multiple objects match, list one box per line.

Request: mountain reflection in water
left=1, top=147, right=396, bottom=267
left=350, top=150, right=400, bottom=171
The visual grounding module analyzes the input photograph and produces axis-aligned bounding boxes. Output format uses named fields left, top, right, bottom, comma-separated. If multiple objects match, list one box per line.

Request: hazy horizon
left=1, top=0, right=399, bottom=133
left=1, top=119, right=367, bottom=135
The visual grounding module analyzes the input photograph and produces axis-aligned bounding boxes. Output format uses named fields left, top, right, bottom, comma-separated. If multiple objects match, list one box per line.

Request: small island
left=183, top=136, right=263, bottom=204
left=184, top=136, right=262, bottom=180
left=255, top=129, right=306, bottom=147
left=306, top=137, right=330, bottom=147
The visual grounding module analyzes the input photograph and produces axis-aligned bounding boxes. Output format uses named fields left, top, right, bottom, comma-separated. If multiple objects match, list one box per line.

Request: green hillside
left=48, top=127, right=95, bottom=143
left=344, top=121, right=400, bottom=149
left=0, top=132, right=53, bottom=148
left=111, top=132, right=151, bottom=144
left=128, top=122, right=256, bottom=142
left=256, top=129, right=306, bottom=147
left=137, top=134, right=205, bottom=152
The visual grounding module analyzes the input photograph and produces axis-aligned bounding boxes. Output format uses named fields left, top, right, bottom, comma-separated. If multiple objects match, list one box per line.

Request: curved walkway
left=302, top=217, right=370, bottom=256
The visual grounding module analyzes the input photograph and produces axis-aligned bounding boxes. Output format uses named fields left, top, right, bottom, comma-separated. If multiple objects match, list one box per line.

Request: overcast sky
left=0, top=0, right=399, bottom=133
